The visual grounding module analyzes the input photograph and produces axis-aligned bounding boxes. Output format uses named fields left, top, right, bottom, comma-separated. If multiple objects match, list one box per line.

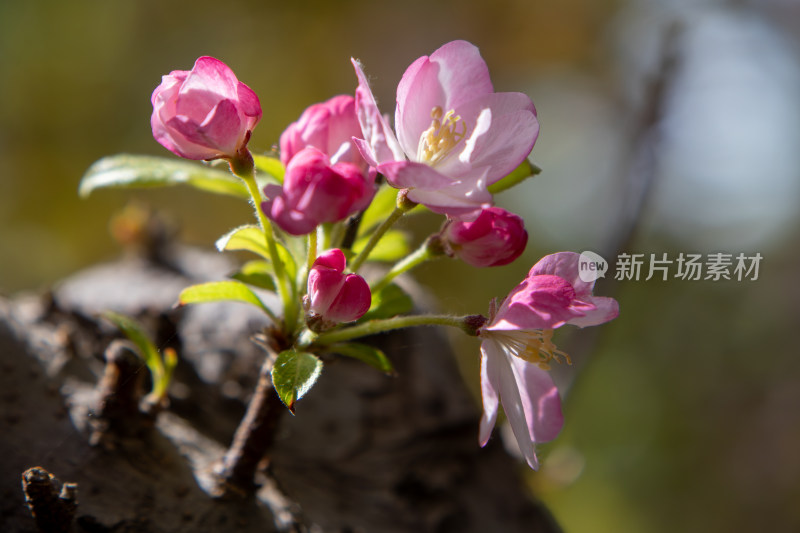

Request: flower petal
left=530, top=252, right=595, bottom=298
left=378, top=161, right=492, bottom=217
left=352, top=58, right=405, bottom=164
left=429, top=40, right=494, bottom=111
left=496, top=349, right=540, bottom=470
left=567, top=296, right=619, bottom=328
left=510, top=356, right=564, bottom=443
left=479, top=339, right=501, bottom=447
left=177, top=57, right=238, bottom=117
left=314, top=248, right=346, bottom=272
left=489, top=275, right=591, bottom=331
left=453, top=93, right=539, bottom=184
left=395, top=55, right=444, bottom=160
left=325, top=273, right=372, bottom=323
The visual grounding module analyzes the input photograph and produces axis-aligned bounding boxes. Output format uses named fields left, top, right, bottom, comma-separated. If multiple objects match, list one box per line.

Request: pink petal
left=180, top=56, right=239, bottom=104
left=479, top=340, right=501, bottom=447
left=495, top=347, right=540, bottom=470
left=567, top=296, right=619, bottom=328
left=307, top=265, right=346, bottom=314
left=510, top=356, right=564, bottom=443
left=314, top=248, right=346, bottom=272
left=325, top=273, right=372, bottom=323
left=395, top=55, right=446, bottom=160
left=530, top=252, right=595, bottom=298
left=429, top=40, right=494, bottom=111
left=352, top=58, right=405, bottom=164
left=236, top=81, right=262, bottom=126
left=378, top=160, right=454, bottom=190
left=453, top=93, right=539, bottom=184
left=490, top=275, right=591, bottom=331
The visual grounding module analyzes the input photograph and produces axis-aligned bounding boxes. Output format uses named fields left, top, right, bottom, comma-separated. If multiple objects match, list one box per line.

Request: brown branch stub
left=89, top=339, right=150, bottom=448
left=21, top=467, right=78, bottom=533
left=211, top=352, right=286, bottom=498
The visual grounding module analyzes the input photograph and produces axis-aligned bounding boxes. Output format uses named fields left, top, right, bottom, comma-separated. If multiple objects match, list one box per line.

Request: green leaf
left=230, top=260, right=276, bottom=291
left=362, top=283, right=413, bottom=321
left=487, top=159, right=542, bottom=195
left=253, top=154, right=285, bottom=184
left=101, top=310, right=165, bottom=391
left=272, top=350, right=323, bottom=412
left=79, top=154, right=248, bottom=199
left=352, top=230, right=410, bottom=262
left=216, top=225, right=271, bottom=260
left=178, top=281, right=271, bottom=315
left=216, top=226, right=298, bottom=284
left=358, top=185, right=398, bottom=237
left=330, top=342, right=395, bottom=375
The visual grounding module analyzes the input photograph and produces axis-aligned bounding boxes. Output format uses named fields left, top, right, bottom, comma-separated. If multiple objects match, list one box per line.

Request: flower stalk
left=311, top=313, right=483, bottom=347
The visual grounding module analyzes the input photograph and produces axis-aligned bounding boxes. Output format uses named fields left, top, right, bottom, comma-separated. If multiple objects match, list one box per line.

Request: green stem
left=231, top=153, right=298, bottom=332
left=307, top=229, right=318, bottom=274
left=312, top=314, right=476, bottom=346
left=349, top=190, right=418, bottom=273
left=371, top=243, right=435, bottom=294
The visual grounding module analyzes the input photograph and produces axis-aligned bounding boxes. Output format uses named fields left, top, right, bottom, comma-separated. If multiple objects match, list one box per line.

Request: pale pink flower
left=262, top=147, right=375, bottom=235
left=352, top=40, right=539, bottom=218
left=441, top=207, right=528, bottom=267
left=306, top=249, right=371, bottom=325
left=478, top=252, right=619, bottom=469
left=151, top=56, right=261, bottom=160
left=279, top=95, right=366, bottom=169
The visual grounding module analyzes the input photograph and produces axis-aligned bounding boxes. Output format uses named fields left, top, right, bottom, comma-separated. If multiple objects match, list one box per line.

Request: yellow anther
left=418, top=106, right=467, bottom=165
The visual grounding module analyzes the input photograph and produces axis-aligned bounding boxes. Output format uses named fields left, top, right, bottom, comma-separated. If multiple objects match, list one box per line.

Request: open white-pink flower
left=352, top=40, right=539, bottom=218
left=478, top=252, right=619, bottom=469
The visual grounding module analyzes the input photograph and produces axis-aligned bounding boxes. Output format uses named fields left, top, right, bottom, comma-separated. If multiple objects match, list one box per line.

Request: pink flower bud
left=151, top=56, right=262, bottom=161
left=280, top=95, right=364, bottom=167
left=441, top=207, right=528, bottom=267
left=306, top=249, right=371, bottom=324
left=261, top=147, right=375, bottom=235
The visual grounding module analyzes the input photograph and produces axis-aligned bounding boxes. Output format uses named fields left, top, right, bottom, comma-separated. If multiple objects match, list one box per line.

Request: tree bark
left=0, top=244, right=560, bottom=533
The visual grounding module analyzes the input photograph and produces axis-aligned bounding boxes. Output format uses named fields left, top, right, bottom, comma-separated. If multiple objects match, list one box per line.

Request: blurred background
left=2, top=0, right=799, bottom=531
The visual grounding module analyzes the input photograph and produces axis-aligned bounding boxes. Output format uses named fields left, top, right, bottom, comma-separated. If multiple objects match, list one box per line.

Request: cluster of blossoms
left=145, top=41, right=619, bottom=470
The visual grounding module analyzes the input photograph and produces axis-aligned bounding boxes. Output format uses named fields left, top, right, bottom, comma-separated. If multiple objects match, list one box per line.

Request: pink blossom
left=151, top=56, right=261, bottom=161
left=306, top=249, right=371, bottom=325
left=352, top=40, right=539, bottom=218
left=261, top=147, right=375, bottom=235
left=441, top=207, right=528, bottom=267
left=279, top=95, right=366, bottom=169
left=478, top=252, right=619, bottom=469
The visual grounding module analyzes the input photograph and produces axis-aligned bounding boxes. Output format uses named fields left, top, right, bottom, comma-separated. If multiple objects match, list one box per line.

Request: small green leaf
left=272, top=350, right=323, bottom=412
left=102, top=310, right=166, bottom=392
left=178, top=281, right=271, bottom=315
left=362, top=283, right=413, bottom=321
left=216, top=226, right=298, bottom=284
left=487, top=159, right=542, bottom=194
left=253, top=154, right=285, bottom=184
left=79, top=154, right=248, bottom=199
left=352, top=230, right=410, bottom=262
left=330, top=342, right=395, bottom=375
left=216, top=225, right=271, bottom=260
left=359, top=185, right=398, bottom=236
left=230, top=260, right=276, bottom=291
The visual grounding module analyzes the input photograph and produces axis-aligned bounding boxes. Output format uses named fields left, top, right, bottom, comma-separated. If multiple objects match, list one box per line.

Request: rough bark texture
left=0, top=244, right=561, bottom=533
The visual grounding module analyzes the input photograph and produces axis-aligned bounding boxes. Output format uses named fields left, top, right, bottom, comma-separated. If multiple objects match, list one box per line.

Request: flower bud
left=306, top=249, right=371, bottom=325
left=280, top=95, right=364, bottom=167
left=261, top=147, right=375, bottom=235
left=151, top=56, right=261, bottom=161
left=441, top=207, right=528, bottom=267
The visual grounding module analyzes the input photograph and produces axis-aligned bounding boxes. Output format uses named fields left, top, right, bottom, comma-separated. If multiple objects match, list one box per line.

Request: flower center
left=492, top=329, right=572, bottom=371
left=417, top=106, right=466, bottom=165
